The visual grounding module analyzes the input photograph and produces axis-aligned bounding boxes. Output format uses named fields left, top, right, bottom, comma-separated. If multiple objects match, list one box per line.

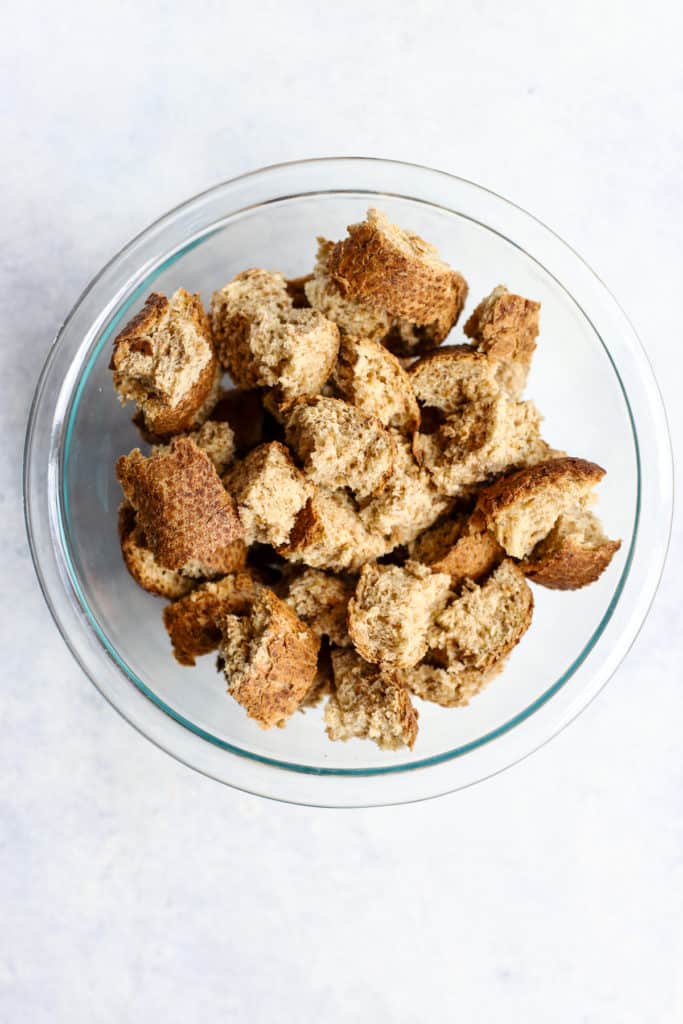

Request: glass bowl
left=24, top=158, right=673, bottom=807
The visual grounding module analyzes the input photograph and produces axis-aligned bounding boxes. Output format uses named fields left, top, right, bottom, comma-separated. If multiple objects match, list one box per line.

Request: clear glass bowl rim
left=23, top=157, right=674, bottom=807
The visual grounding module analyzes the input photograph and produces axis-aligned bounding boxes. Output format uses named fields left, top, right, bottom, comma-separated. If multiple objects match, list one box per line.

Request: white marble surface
left=2, top=1, right=682, bottom=1020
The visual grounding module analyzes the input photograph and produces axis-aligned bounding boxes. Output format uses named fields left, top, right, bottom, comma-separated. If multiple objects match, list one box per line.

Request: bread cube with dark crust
left=325, top=648, right=419, bottom=750
left=219, top=588, right=320, bottom=729
left=520, top=510, right=621, bottom=589
left=471, top=456, right=607, bottom=560
left=163, top=571, right=262, bottom=666
left=118, top=503, right=196, bottom=599
left=116, top=437, right=244, bottom=577
left=110, top=289, right=220, bottom=436
left=327, top=208, right=468, bottom=334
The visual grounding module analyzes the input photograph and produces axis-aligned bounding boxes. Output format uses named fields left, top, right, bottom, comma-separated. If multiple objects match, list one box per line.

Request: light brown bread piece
left=219, top=588, right=320, bottom=729
left=118, top=503, right=196, bottom=599
left=116, top=437, right=245, bottom=576
left=520, top=510, right=621, bottom=589
left=110, top=289, right=220, bottom=436
left=327, top=208, right=468, bottom=332
left=408, top=346, right=499, bottom=413
left=402, top=659, right=506, bottom=708
left=429, top=560, right=533, bottom=671
left=305, top=237, right=392, bottom=341
left=348, top=561, right=451, bottom=669
left=472, top=457, right=606, bottom=559
left=359, top=434, right=453, bottom=547
left=464, top=285, right=541, bottom=398
left=325, top=648, right=419, bottom=750
left=280, top=489, right=389, bottom=572
left=284, top=568, right=354, bottom=647
left=209, top=388, right=265, bottom=453
left=285, top=396, right=397, bottom=502
left=332, top=334, right=420, bottom=433
left=211, top=268, right=340, bottom=402
left=211, top=268, right=291, bottom=368
left=163, top=571, right=262, bottom=666
left=413, top=396, right=548, bottom=495
left=410, top=515, right=504, bottom=584
left=223, top=441, right=313, bottom=547
left=152, top=419, right=236, bottom=474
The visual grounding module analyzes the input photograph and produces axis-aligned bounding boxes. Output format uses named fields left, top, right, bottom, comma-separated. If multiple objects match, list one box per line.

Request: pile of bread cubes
left=111, top=208, right=620, bottom=752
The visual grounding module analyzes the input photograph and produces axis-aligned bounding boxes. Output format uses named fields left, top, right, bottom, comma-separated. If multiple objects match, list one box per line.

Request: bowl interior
left=60, top=193, right=637, bottom=774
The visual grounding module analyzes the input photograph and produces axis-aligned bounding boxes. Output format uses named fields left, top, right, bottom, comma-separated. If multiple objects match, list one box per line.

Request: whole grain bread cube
left=211, top=268, right=291, bottom=368
left=305, top=237, right=392, bottom=341
left=110, top=289, right=220, bottom=436
left=332, top=334, right=420, bottom=434
left=328, top=208, right=468, bottom=333
left=285, top=396, right=396, bottom=502
left=152, top=419, right=236, bottom=474
left=219, top=588, right=320, bottom=729
left=464, top=285, right=540, bottom=398
left=429, top=560, right=533, bottom=671
left=359, top=434, right=453, bottom=547
left=325, top=648, right=419, bottom=750
left=163, top=571, right=262, bottom=666
left=116, top=437, right=244, bottom=577
left=409, top=515, right=504, bottom=584
left=280, top=489, right=389, bottom=572
left=401, top=659, right=506, bottom=708
left=520, top=509, right=621, bottom=589
left=211, top=268, right=339, bottom=401
left=209, top=388, right=265, bottom=453
left=471, top=456, right=606, bottom=559
left=284, top=568, right=354, bottom=647
left=408, top=346, right=499, bottom=413
left=223, top=441, right=313, bottom=547
left=348, top=561, right=451, bottom=669
left=118, top=502, right=196, bottom=599
left=413, top=396, right=549, bottom=495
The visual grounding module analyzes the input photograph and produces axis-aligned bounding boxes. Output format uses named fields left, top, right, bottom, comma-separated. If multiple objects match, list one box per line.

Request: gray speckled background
left=2, top=1, right=681, bottom=1020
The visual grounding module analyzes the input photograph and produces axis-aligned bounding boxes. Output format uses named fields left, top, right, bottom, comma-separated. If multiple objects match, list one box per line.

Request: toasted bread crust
left=116, top=437, right=245, bottom=574
left=328, top=209, right=468, bottom=327
left=412, top=517, right=504, bottom=584
left=464, top=286, right=541, bottom=398
left=523, top=538, right=621, bottom=589
left=118, top=503, right=195, bottom=599
left=520, top=511, right=621, bottom=589
left=163, top=571, right=261, bottom=665
left=219, top=588, right=320, bottom=728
